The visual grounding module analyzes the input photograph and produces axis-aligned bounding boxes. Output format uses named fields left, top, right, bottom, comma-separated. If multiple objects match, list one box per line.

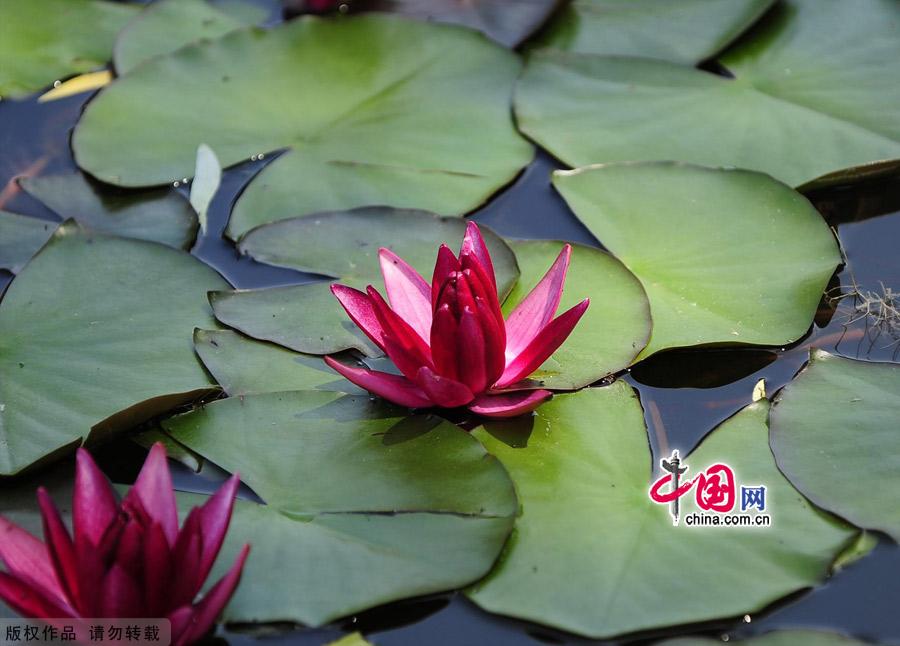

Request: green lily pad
left=468, top=384, right=856, bottom=638
left=0, top=0, right=138, bottom=98
left=193, top=328, right=358, bottom=395
left=553, top=163, right=841, bottom=360
left=501, top=240, right=649, bottom=389
left=114, top=0, right=267, bottom=75
left=532, top=0, right=774, bottom=64
left=72, top=15, right=532, bottom=240
left=659, top=630, right=869, bottom=646
left=515, top=0, right=900, bottom=187
left=363, top=0, right=562, bottom=48
left=20, top=174, right=198, bottom=250
left=209, top=283, right=381, bottom=357
left=239, top=208, right=519, bottom=293
left=220, top=209, right=519, bottom=357
left=0, top=223, right=227, bottom=476
left=0, top=211, right=56, bottom=273
left=770, top=350, right=900, bottom=542
left=164, top=390, right=517, bottom=624
left=133, top=426, right=204, bottom=473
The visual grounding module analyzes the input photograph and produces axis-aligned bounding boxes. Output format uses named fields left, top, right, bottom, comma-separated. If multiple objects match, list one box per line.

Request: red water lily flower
left=0, top=444, right=249, bottom=646
left=326, top=222, right=589, bottom=418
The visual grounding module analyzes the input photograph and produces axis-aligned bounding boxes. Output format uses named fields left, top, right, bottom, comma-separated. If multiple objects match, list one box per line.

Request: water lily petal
left=504, top=244, right=571, bottom=362
left=0, top=572, right=75, bottom=619
left=367, top=287, right=433, bottom=377
left=430, top=304, right=459, bottom=381
left=167, top=606, right=195, bottom=646
left=331, top=283, right=387, bottom=352
left=475, top=297, right=506, bottom=386
left=459, top=221, right=496, bottom=291
left=0, top=516, right=64, bottom=602
left=37, top=488, right=80, bottom=610
left=195, top=475, right=240, bottom=586
left=177, top=545, right=249, bottom=646
left=457, top=307, right=488, bottom=394
left=379, top=248, right=432, bottom=343
left=495, top=299, right=589, bottom=389
left=415, top=366, right=475, bottom=408
left=468, top=389, right=553, bottom=418
left=431, top=244, right=460, bottom=307
left=125, top=443, right=179, bottom=546
left=171, top=510, right=204, bottom=608
left=324, top=357, right=433, bottom=408
left=74, top=448, right=119, bottom=551
left=97, top=563, right=142, bottom=618
left=143, top=521, right=172, bottom=618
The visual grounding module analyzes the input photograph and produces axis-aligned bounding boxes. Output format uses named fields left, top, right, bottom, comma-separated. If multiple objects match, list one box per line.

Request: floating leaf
left=363, top=0, right=563, bottom=48
left=239, top=208, right=519, bottom=293
left=516, top=0, right=900, bottom=187
left=210, top=283, right=381, bottom=356
left=190, top=144, right=222, bottom=234
left=553, top=163, right=841, bottom=359
left=114, top=0, right=267, bottom=75
left=468, top=385, right=855, bottom=638
left=659, top=630, right=869, bottom=646
left=164, top=390, right=517, bottom=624
left=37, top=70, right=112, bottom=102
left=0, top=211, right=56, bottom=273
left=0, top=223, right=227, bottom=476
left=193, top=328, right=358, bottom=395
left=533, top=0, right=774, bottom=64
left=770, top=350, right=900, bottom=542
left=73, top=15, right=532, bottom=240
left=500, top=240, right=649, bottom=389
left=20, top=173, right=198, bottom=250
left=0, top=0, right=138, bottom=98
left=325, top=633, right=373, bottom=646
left=221, top=209, right=518, bottom=356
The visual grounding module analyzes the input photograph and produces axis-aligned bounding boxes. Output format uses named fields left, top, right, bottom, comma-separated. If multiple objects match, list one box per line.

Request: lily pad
left=0, top=211, right=56, bottom=273
left=20, top=173, right=198, bottom=250
left=659, top=630, right=869, bottom=646
left=532, top=0, right=774, bottom=64
left=164, top=390, right=517, bottom=624
left=193, top=328, right=358, bottom=395
left=72, top=15, right=533, bottom=240
left=0, top=223, right=227, bottom=476
left=238, top=208, right=519, bottom=294
left=553, top=163, right=841, bottom=359
left=363, top=0, right=563, bottom=48
left=468, top=384, right=856, bottom=638
left=515, top=0, right=900, bottom=187
left=501, top=240, right=649, bottom=389
left=209, top=283, right=381, bottom=356
left=770, top=350, right=900, bottom=542
left=114, top=0, right=268, bottom=75
left=0, top=0, right=138, bottom=98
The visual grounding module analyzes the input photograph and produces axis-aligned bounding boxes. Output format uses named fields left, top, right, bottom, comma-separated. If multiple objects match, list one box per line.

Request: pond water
left=1, top=77, right=899, bottom=645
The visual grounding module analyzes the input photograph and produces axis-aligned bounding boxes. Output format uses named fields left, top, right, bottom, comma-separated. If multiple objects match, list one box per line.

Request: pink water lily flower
left=0, top=444, right=249, bottom=646
left=326, top=222, right=589, bottom=418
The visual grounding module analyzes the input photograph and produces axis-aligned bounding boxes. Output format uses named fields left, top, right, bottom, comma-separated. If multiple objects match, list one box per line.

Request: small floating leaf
left=0, top=0, right=138, bottom=98
left=516, top=0, right=900, bottom=187
left=114, top=0, right=267, bottom=75
left=0, top=223, right=227, bottom=476
left=0, top=211, right=56, bottom=273
left=21, top=173, right=198, bottom=250
left=190, top=143, right=221, bottom=234
left=468, top=385, right=856, bottom=638
left=37, top=70, right=112, bottom=102
left=553, top=163, right=841, bottom=359
left=165, top=390, right=517, bottom=625
left=500, top=240, right=649, bottom=389
left=770, top=350, right=900, bottom=542
left=73, top=15, right=532, bottom=240
left=533, top=0, right=774, bottom=64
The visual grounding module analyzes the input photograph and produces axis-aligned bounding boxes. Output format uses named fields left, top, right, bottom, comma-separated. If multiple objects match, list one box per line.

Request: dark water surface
left=2, top=78, right=900, bottom=645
